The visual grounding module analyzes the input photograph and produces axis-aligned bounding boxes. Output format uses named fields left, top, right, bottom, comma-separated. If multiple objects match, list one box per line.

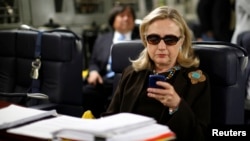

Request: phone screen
left=148, top=75, right=165, bottom=88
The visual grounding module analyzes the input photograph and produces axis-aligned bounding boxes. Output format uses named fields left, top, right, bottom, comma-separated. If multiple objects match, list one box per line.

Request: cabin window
left=74, top=0, right=104, bottom=14
left=0, top=0, right=20, bottom=26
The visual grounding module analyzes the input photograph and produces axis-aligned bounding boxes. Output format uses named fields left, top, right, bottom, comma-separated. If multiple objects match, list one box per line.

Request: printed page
left=107, top=123, right=175, bottom=141
left=7, top=113, right=156, bottom=139
left=7, top=113, right=169, bottom=140
left=92, top=113, right=156, bottom=137
left=0, top=104, right=57, bottom=129
left=7, top=115, right=98, bottom=140
left=53, top=122, right=175, bottom=141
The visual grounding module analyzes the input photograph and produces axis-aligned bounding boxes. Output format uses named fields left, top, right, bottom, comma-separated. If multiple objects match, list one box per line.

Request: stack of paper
left=7, top=112, right=175, bottom=141
left=0, top=104, right=57, bottom=129
left=53, top=122, right=175, bottom=141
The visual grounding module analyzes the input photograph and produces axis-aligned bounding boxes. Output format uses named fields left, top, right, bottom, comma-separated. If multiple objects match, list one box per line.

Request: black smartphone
left=148, top=74, right=165, bottom=88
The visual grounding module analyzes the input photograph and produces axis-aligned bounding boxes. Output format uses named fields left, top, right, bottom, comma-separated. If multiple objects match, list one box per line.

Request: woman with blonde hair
left=104, top=6, right=211, bottom=141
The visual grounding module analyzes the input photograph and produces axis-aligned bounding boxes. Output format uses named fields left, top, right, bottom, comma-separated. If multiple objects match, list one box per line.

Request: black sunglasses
left=146, top=34, right=182, bottom=46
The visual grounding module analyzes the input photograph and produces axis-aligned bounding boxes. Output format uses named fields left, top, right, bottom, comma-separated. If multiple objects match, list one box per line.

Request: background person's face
left=113, top=7, right=135, bottom=34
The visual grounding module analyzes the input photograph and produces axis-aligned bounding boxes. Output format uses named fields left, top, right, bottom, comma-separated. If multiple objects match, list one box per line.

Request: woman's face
left=145, top=19, right=183, bottom=70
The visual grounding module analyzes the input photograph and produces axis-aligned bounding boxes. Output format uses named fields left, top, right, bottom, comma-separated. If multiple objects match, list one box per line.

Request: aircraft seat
left=0, top=29, right=84, bottom=117
left=111, top=40, right=247, bottom=125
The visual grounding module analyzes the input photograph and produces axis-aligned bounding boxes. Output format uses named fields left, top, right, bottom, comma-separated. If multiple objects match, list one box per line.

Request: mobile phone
left=148, top=74, right=165, bottom=88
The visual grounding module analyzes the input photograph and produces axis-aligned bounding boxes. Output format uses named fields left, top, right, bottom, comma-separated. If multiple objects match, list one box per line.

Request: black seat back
left=237, top=31, right=250, bottom=90
left=111, top=40, right=144, bottom=94
left=236, top=31, right=250, bottom=123
left=0, top=29, right=83, bottom=107
left=192, top=41, right=247, bottom=125
left=111, top=40, right=247, bottom=125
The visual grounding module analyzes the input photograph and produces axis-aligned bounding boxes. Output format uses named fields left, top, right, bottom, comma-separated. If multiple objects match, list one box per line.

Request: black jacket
left=88, top=28, right=140, bottom=76
left=104, top=66, right=211, bottom=141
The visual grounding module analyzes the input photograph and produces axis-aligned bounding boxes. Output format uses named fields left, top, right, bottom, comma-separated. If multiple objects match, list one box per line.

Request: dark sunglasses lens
left=147, top=35, right=161, bottom=45
left=163, top=36, right=179, bottom=45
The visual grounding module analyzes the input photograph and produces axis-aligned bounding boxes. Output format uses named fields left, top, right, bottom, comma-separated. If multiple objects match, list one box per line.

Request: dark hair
left=108, top=3, right=136, bottom=29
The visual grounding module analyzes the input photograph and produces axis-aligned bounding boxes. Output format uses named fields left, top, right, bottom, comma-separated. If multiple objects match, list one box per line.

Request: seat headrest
left=193, top=41, right=247, bottom=86
left=16, top=30, right=75, bottom=61
left=237, top=31, right=250, bottom=54
left=0, top=30, right=79, bottom=61
left=111, top=40, right=144, bottom=73
left=0, top=31, right=16, bottom=56
left=111, top=40, right=247, bottom=86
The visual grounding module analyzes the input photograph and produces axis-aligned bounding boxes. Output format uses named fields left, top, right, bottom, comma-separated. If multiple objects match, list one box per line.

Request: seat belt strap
left=30, top=31, right=43, bottom=93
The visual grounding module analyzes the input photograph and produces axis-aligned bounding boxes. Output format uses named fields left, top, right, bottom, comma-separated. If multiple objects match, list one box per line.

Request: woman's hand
left=147, top=81, right=180, bottom=109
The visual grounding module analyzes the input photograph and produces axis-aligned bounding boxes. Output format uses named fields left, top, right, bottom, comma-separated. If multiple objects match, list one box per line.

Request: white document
left=0, top=104, right=57, bottom=129
left=8, top=115, right=97, bottom=139
left=7, top=113, right=159, bottom=140
left=53, top=122, right=176, bottom=141
left=88, top=112, right=156, bottom=137
left=107, top=123, right=175, bottom=141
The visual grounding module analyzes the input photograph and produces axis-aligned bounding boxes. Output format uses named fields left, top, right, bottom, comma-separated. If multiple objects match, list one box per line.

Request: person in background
left=103, top=6, right=211, bottom=141
left=82, top=3, right=140, bottom=118
left=196, top=0, right=233, bottom=42
left=231, top=0, right=250, bottom=43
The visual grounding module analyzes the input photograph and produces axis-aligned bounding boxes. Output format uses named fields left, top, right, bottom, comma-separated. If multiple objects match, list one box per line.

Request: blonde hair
left=131, top=6, right=199, bottom=71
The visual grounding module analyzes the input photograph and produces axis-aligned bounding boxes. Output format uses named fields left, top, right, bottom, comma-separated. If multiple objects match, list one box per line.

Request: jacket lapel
left=121, top=70, right=151, bottom=112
